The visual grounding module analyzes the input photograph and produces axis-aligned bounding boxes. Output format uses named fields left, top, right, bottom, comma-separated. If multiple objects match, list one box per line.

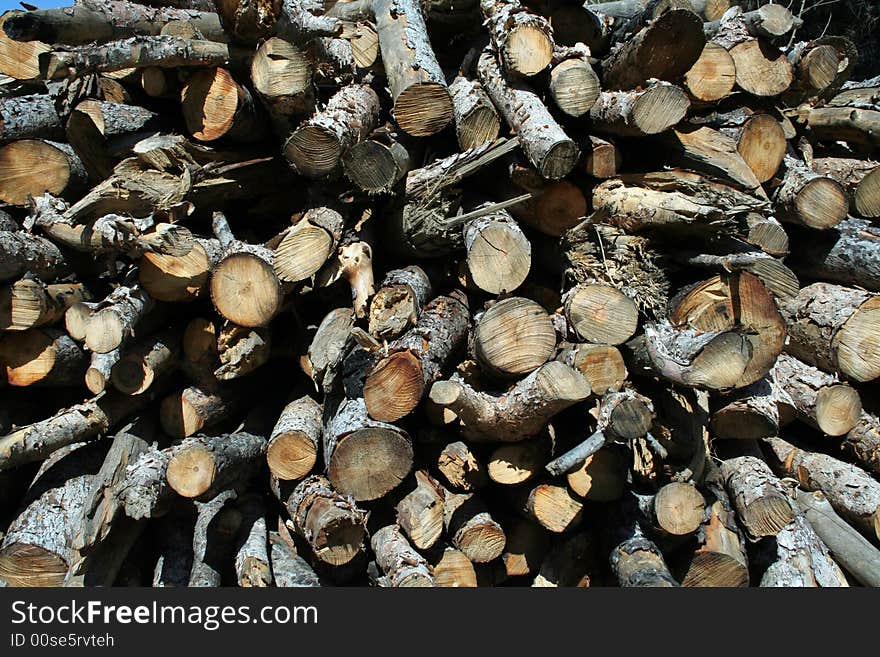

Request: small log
left=0, top=279, right=89, bottom=331
left=436, top=440, right=488, bottom=491
left=0, top=140, right=86, bottom=205
left=780, top=282, right=880, bottom=383
left=214, top=323, right=271, bottom=381
left=166, top=429, right=266, bottom=499
left=774, top=154, right=848, bottom=230
left=273, top=207, right=344, bottom=283
left=395, top=470, right=446, bottom=550
left=250, top=37, right=313, bottom=134
left=159, top=384, right=240, bottom=438
left=473, top=296, right=556, bottom=379
left=548, top=44, right=600, bottom=117
left=566, top=446, right=627, bottom=501
left=663, top=124, right=763, bottom=193
left=371, top=524, right=434, bottom=587
left=582, top=135, right=621, bottom=179
left=368, top=266, right=431, bottom=341
left=449, top=76, right=500, bottom=151
left=111, top=326, right=180, bottom=395
left=556, top=343, right=627, bottom=395
left=430, top=362, right=591, bottom=442
left=464, top=208, right=531, bottom=295
left=0, top=11, right=51, bottom=81
left=234, top=493, right=272, bottom=587
left=720, top=455, right=794, bottom=539
left=266, top=396, right=322, bottom=481
left=480, top=0, right=554, bottom=76
left=343, top=128, right=411, bottom=194
left=0, top=328, right=87, bottom=387
left=324, top=396, right=413, bottom=501
left=181, top=67, right=265, bottom=143
left=564, top=284, right=638, bottom=346
left=269, top=532, right=321, bottom=587
left=82, top=284, right=153, bottom=355
left=683, top=41, right=736, bottom=102
left=711, top=377, right=779, bottom=440
left=488, top=439, right=546, bottom=486
left=445, top=490, right=506, bottom=562
left=139, top=238, right=222, bottom=303
left=843, top=412, right=880, bottom=476
left=0, top=231, right=69, bottom=283
left=364, top=292, right=469, bottom=422
left=515, top=482, right=583, bottom=533
left=644, top=482, right=706, bottom=537
left=0, top=94, right=62, bottom=143
left=432, top=547, right=477, bottom=587
left=813, top=157, right=880, bottom=219
left=303, top=307, right=353, bottom=393
left=797, top=105, right=880, bottom=150
left=189, top=489, right=241, bottom=587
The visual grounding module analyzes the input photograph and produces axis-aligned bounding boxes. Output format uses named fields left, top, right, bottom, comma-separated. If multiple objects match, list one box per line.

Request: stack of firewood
left=0, top=0, right=878, bottom=588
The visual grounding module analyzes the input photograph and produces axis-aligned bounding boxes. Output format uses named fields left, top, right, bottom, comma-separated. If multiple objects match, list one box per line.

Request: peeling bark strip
left=364, top=292, right=469, bottom=422
left=0, top=94, right=62, bottom=143
left=429, top=362, right=591, bottom=442
left=373, top=0, right=453, bottom=136
left=780, top=282, right=880, bottom=383
left=283, top=85, right=380, bottom=179
left=720, top=456, right=793, bottom=540
left=267, top=396, right=322, bottom=481
left=479, top=0, right=553, bottom=76
left=477, top=48, right=579, bottom=180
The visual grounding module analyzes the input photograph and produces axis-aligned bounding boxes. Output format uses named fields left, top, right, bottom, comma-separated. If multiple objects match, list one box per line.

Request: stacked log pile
left=0, top=0, right=878, bottom=588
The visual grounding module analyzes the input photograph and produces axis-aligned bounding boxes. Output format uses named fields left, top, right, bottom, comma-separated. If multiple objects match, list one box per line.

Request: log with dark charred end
left=0, top=328, right=87, bottom=387
left=449, top=76, right=500, bottom=151
left=343, top=129, right=411, bottom=194
left=115, top=444, right=175, bottom=521
left=506, top=161, right=587, bottom=236
left=430, top=362, right=591, bottom=442
left=515, top=482, right=583, bottom=534
left=477, top=48, right=579, bottom=180
left=281, top=474, right=367, bottom=566
left=0, top=11, right=51, bottom=81
left=780, top=282, right=880, bottom=384
left=548, top=44, right=600, bottom=118
left=266, top=396, right=322, bottom=482
left=566, top=445, right=627, bottom=501
left=720, top=455, right=793, bottom=540
left=488, top=439, right=546, bottom=486
left=464, top=208, right=531, bottom=295
left=557, top=343, right=627, bottom=395
left=139, top=238, right=222, bottom=303
left=774, top=155, right=848, bottom=230
left=210, top=240, right=282, bottom=330
left=772, top=353, right=862, bottom=437
left=371, top=524, right=434, bottom=587
left=166, top=430, right=266, bottom=500
left=0, top=140, right=86, bottom=206
left=283, top=85, right=380, bottom=179
left=564, top=284, right=638, bottom=347
left=663, top=125, right=763, bottom=193
left=445, top=490, right=506, bottom=562
left=395, top=470, right=445, bottom=550
left=0, top=94, right=62, bottom=143
left=683, top=41, right=736, bottom=103
left=0, top=232, right=69, bottom=283
left=373, top=0, right=452, bottom=136
left=437, top=440, right=488, bottom=491
left=763, top=437, right=880, bottom=543
left=182, top=67, right=265, bottom=143
left=608, top=495, right=678, bottom=587
left=159, top=384, right=240, bottom=438
left=368, top=266, right=431, bottom=341
left=812, top=157, right=880, bottom=219
left=473, top=297, right=555, bottom=379
left=711, top=377, right=779, bottom=440
left=432, top=546, right=477, bottom=587
left=83, top=285, right=153, bottom=355
left=843, top=412, right=880, bottom=476
left=0, top=280, right=90, bottom=331
left=0, top=442, right=104, bottom=587
left=758, top=512, right=848, bottom=588
left=111, top=327, right=180, bottom=396
left=795, top=489, right=880, bottom=588
left=269, top=531, right=321, bottom=587
left=364, top=292, right=469, bottom=422
left=233, top=493, right=271, bottom=587
left=189, top=489, right=242, bottom=587
left=582, top=136, right=621, bottom=179
left=480, top=0, right=553, bottom=76
left=274, top=208, right=344, bottom=284
left=589, top=81, right=690, bottom=138
left=324, top=397, right=412, bottom=501
left=250, top=37, right=313, bottom=134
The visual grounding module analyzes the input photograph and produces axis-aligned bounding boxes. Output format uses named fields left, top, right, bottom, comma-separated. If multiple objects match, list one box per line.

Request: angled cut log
left=720, top=456, right=793, bottom=540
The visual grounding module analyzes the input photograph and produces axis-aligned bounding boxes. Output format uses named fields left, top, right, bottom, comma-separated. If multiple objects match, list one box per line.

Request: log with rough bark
left=811, top=157, right=880, bottom=219
left=269, top=531, right=321, bottom=587
left=395, top=470, right=446, bottom=550
left=368, top=266, right=431, bottom=341
left=371, top=524, right=434, bottom=587
left=449, top=76, right=500, bottom=151
left=774, top=154, right=848, bottom=229
left=758, top=512, right=848, bottom=588
left=607, top=494, right=678, bottom=587
left=720, top=455, right=793, bottom=539
left=843, top=412, right=880, bottom=477
left=589, top=81, right=690, bottom=138
left=189, top=489, right=241, bottom=586
left=444, top=490, right=506, bottom=562
left=233, top=493, right=271, bottom=587
left=111, top=326, right=180, bottom=395
left=166, top=429, right=266, bottom=499
left=479, top=0, right=554, bottom=76
left=266, top=396, right=322, bottom=481
left=0, top=94, right=62, bottom=143
left=115, top=443, right=175, bottom=521
left=80, top=284, right=153, bottom=354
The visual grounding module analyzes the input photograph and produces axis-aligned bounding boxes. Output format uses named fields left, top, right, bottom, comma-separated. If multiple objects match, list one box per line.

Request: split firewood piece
left=681, top=463, right=749, bottom=587
left=190, top=489, right=242, bottom=587
left=0, top=231, right=68, bottom=283
left=0, top=328, right=87, bottom=387
left=211, top=322, right=271, bottom=381
left=564, top=284, right=638, bottom=346
left=368, top=266, right=431, bottom=341
left=85, top=349, right=122, bottom=395
left=115, top=444, right=175, bottom=521
left=166, top=430, right=266, bottom=500
left=795, top=489, right=880, bottom=588
left=233, top=493, right=272, bottom=587
left=82, top=284, right=153, bottom=354
left=279, top=474, right=367, bottom=566
left=250, top=37, right=313, bottom=134
left=720, top=456, right=793, bottom=540
left=663, top=125, right=763, bottom=193
left=152, top=506, right=196, bottom=587
left=159, top=384, right=242, bottom=438
left=343, top=127, right=412, bottom=194
left=477, top=48, right=579, bottom=179
left=758, top=512, right=847, bottom=588
left=2, top=0, right=227, bottom=44
left=500, top=517, right=549, bottom=578
left=711, top=376, right=780, bottom=440
left=463, top=207, right=531, bottom=295
left=683, top=42, right=736, bottom=103
left=763, top=437, right=880, bottom=543
left=266, top=396, right=322, bottom=481
left=514, top=482, right=584, bottom=533
left=449, top=76, right=500, bottom=151
left=0, top=94, right=62, bottom=143
left=738, top=213, right=788, bottom=258
left=505, top=160, right=587, bottom=236
left=0, top=442, right=104, bottom=586
left=430, top=362, right=591, bottom=442
left=283, top=84, right=380, bottom=179
left=395, top=470, right=446, bottom=550
left=0, top=279, right=90, bottom=331
left=269, top=531, right=321, bottom=587
left=556, top=343, right=628, bottom=395
left=111, top=326, right=181, bottom=395
left=669, top=271, right=785, bottom=388
left=210, top=212, right=283, bottom=328
left=373, top=0, right=452, bottom=136
left=324, top=396, right=412, bottom=501
left=480, top=0, right=553, bottom=76
left=582, top=136, right=621, bottom=179
left=432, top=547, right=477, bottom=587
left=488, top=439, right=546, bottom=485
left=445, top=490, right=506, bottom=562
left=0, top=389, right=155, bottom=471
left=273, top=207, right=344, bottom=283
left=565, top=445, right=628, bottom=501
left=601, top=1, right=704, bottom=90
left=140, top=238, right=222, bottom=303
left=813, top=157, right=880, bottom=219
left=774, top=154, right=848, bottom=230
left=780, top=282, right=880, bottom=383
left=607, top=496, right=678, bottom=587
left=548, top=44, right=601, bottom=118
left=182, top=67, right=265, bottom=142
left=0, top=140, right=86, bottom=205
left=473, top=296, right=556, bottom=379
left=437, top=440, right=488, bottom=491
left=843, top=412, right=880, bottom=476
left=364, top=292, right=469, bottom=422
left=371, top=524, right=434, bottom=587
left=773, top=353, right=862, bottom=437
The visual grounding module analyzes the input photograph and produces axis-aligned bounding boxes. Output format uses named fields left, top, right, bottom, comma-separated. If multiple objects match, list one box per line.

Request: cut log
left=324, top=397, right=413, bottom=501
left=343, top=129, right=411, bottom=194
left=283, top=84, right=380, bottom=178
left=488, top=439, right=546, bottom=486
left=83, top=284, right=153, bottom=354
left=663, top=124, right=763, bottom=193
left=711, top=377, right=779, bottom=440
left=436, top=440, right=488, bottom=491
left=429, top=362, right=591, bottom=442
left=647, top=482, right=706, bottom=536
left=720, top=455, right=794, bottom=539
left=266, top=396, right=322, bottom=481
left=780, top=282, right=880, bottom=383
left=589, top=81, right=690, bottom=137
left=373, top=0, right=452, bottom=136
left=233, top=493, right=271, bottom=587
left=473, top=296, right=556, bottom=379
left=774, top=154, right=848, bottom=230
left=759, top=512, right=847, bottom=588
left=683, top=41, right=736, bottom=102
left=843, top=412, right=880, bottom=477
left=556, top=343, right=627, bottom=395
left=371, top=524, right=434, bottom=587
left=111, top=327, right=180, bottom=395
left=548, top=44, right=601, bottom=117
left=464, top=208, right=531, bottom=295
left=796, top=105, right=880, bottom=150
left=566, top=445, right=627, bottom=501
left=181, top=67, right=265, bottom=143
left=785, top=217, right=880, bottom=291
left=728, top=40, right=793, bottom=97
left=449, top=76, right=500, bottom=151
left=432, top=547, right=477, bottom=587
left=608, top=495, right=678, bottom=587
left=564, top=284, right=638, bottom=346
left=159, top=384, right=240, bottom=438
left=0, top=328, right=87, bottom=387
left=480, top=0, right=553, bottom=76
left=0, top=140, right=86, bottom=205
left=364, top=292, right=469, bottom=422
left=250, top=37, right=313, bottom=134
left=477, top=48, right=579, bottom=179
left=533, top=532, right=594, bottom=587
left=813, top=157, right=880, bottom=219
left=368, top=266, right=431, bottom=341
left=273, top=207, right=344, bottom=284
left=0, top=94, right=62, bottom=143
left=166, top=429, right=265, bottom=499
left=0, top=11, right=51, bottom=80
left=395, top=470, right=445, bottom=550
left=515, top=482, right=583, bottom=533
left=189, top=489, right=241, bottom=587
left=0, top=279, right=89, bottom=331
left=445, top=490, right=506, bottom=562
